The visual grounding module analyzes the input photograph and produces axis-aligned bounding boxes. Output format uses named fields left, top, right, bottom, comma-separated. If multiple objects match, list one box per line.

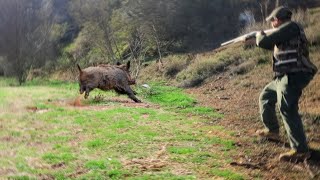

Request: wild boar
left=77, top=61, right=141, bottom=103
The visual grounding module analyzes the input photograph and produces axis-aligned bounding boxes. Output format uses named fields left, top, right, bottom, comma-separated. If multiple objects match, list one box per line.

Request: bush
left=176, top=49, right=240, bottom=87
left=163, top=55, right=189, bottom=78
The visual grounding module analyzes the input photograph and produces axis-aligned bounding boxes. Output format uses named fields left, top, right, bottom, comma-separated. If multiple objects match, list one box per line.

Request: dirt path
left=186, top=67, right=320, bottom=179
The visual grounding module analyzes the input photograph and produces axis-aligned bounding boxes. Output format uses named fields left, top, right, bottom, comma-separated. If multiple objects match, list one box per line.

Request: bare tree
left=0, top=0, right=55, bottom=84
left=257, top=0, right=272, bottom=24
left=68, top=0, right=122, bottom=64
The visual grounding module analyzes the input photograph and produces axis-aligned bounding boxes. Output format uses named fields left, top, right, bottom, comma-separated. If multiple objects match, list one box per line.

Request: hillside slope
left=139, top=7, right=320, bottom=179
left=186, top=48, right=320, bottom=179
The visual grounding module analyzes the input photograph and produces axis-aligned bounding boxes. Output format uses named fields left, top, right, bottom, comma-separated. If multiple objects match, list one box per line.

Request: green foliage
left=50, top=23, right=68, bottom=41
left=0, top=0, right=59, bottom=84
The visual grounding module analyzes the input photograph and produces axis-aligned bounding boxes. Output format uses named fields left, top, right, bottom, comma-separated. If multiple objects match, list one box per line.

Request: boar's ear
left=116, top=62, right=121, bottom=66
left=126, top=61, right=131, bottom=71
left=77, top=64, right=82, bottom=73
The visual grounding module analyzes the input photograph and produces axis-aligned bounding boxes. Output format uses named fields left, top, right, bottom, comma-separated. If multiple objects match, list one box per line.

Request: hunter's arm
left=256, top=21, right=300, bottom=50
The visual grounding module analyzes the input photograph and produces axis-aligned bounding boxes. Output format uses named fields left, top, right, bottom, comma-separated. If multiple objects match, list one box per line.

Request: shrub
left=176, top=50, right=239, bottom=87
left=163, top=55, right=189, bottom=78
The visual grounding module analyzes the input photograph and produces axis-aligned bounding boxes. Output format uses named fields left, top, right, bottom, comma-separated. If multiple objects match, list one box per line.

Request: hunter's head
left=77, top=64, right=94, bottom=99
left=266, top=6, right=292, bottom=28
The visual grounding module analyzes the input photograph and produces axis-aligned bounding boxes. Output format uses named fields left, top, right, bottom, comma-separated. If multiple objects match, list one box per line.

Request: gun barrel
left=220, top=28, right=277, bottom=47
left=220, top=36, right=246, bottom=46
left=220, top=39, right=237, bottom=46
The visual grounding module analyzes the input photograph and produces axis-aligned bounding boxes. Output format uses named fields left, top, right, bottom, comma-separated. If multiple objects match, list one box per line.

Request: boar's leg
left=115, top=86, right=141, bottom=103
left=133, top=90, right=137, bottom=95
left=84, top=91, right=89, bottom=99
left=114, top=87, right=126, bottom=95
left=84, top=87, right=92, bottom=99
left=127, top=91, right=141, bottom=103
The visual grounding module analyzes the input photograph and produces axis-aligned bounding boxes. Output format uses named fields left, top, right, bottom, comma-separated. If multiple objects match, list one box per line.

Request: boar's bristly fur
left=77, top=61, right=141, bottom=103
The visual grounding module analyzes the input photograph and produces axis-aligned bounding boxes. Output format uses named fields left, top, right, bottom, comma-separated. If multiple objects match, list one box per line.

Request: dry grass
left=163, top=55, right=191, bottom=78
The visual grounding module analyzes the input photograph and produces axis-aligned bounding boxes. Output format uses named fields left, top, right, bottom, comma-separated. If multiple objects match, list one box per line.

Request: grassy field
left=0, top=78, right=246, bottom=179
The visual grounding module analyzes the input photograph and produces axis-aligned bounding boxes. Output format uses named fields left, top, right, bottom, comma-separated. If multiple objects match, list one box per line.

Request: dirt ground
left=186, top=66, right=320, bottom=179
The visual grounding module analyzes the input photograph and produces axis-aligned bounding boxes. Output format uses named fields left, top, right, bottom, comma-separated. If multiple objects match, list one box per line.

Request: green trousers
left=259, top=72, right=313, bottom=152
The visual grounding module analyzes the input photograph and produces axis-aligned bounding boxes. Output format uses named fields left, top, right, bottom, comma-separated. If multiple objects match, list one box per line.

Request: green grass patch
left=23, top=78, right=77, bottom=88
left=0, top=77, right=19, bottom=86
left=190, top=152, right=215, bottom=163
left=128, top=173, right=196, bottom=180
left=138, top=83, right=223, bottom=119
left=206, top=137, right=236, bottom=151
left=7, top=176, right=37, bottom=180
left=168, top=146, right=197, bottom=154
left=179, top=106, right=223, bottom=118
left=42, top=152, right=76, bottom=164
left=0, top=78, right=240, bottom=179
left=86, top=139, right=105, bottom=148
left=85, top=160, right=107, bottom=170
left=139, top=83, right=196, bottom=108
left=211, top=168, right=244, bottom=180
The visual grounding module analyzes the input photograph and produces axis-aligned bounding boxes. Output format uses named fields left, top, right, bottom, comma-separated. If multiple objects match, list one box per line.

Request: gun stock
left=220, top=28, right=277, bottom=47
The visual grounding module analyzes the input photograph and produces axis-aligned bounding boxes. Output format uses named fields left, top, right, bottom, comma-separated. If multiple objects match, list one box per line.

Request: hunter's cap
left=266, top=6, right=292, bottom=21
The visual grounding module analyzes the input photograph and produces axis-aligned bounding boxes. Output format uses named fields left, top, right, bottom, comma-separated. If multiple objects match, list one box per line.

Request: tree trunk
left=151, top=23, right=163, bottom=69
left=276, top=0, right=280, bottom=7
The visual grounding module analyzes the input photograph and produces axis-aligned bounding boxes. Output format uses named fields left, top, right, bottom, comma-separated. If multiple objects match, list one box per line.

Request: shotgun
left=221, top=28, right=277, bottom=47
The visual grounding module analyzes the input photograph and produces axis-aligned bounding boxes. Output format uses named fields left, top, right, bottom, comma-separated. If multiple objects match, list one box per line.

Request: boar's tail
left=77, top=64, right=82, bottom=72
left=126, top=61, right=131, bottom=71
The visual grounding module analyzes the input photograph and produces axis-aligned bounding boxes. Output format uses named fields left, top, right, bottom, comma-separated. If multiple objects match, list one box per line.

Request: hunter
left=253, top=6, right=318, bottom=161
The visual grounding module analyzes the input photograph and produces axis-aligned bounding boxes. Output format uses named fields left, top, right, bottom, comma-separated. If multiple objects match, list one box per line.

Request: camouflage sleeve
left=256, top=21, right=300, bottom=50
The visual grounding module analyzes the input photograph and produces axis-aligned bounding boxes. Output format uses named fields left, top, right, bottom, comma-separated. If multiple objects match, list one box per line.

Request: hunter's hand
left=256, top=30, right=266, bottom=37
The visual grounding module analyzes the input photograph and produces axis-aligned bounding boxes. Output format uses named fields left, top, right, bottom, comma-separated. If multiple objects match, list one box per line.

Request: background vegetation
left=0, top=0, right=319, bottom=83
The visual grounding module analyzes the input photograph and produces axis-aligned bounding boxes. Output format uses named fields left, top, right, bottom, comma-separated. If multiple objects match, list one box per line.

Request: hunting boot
left=256, top=129, right=280, bottom=141
left=279, top=149, right=311, bottom=162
